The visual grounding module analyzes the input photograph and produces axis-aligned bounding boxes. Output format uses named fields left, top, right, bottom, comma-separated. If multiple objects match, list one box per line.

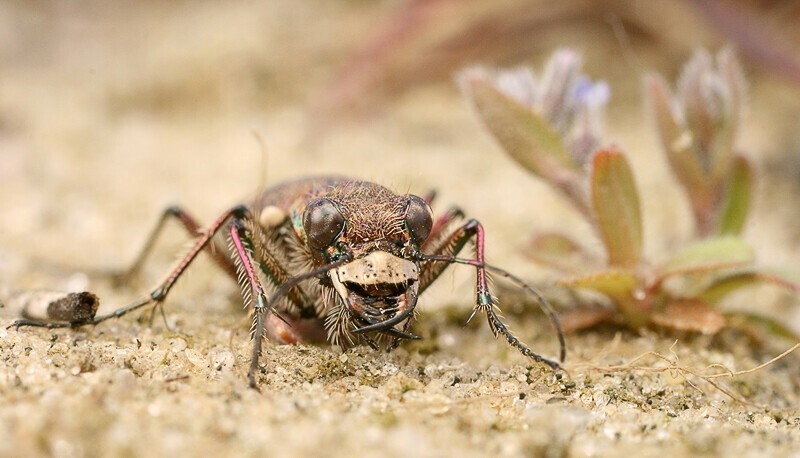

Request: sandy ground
left=2, top=2, right=800, bottom=457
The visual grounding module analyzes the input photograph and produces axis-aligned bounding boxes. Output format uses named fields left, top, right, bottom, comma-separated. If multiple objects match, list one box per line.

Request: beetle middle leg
left=12, top=204, right=320, bottom=388
left=8, top=205, right=252, bottom=330
left=417, top=218, right=564, bottom=370
left=422, top=206, right=464, bottom=252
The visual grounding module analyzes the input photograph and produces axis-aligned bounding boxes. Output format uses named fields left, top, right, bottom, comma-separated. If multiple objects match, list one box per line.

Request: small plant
left=460, top=48, right=799, bottom=337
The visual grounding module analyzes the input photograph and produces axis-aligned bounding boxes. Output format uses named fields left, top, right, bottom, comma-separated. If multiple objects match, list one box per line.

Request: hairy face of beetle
left=297, top=181, right=433, bottom=339
left=329, top=250, right=420, bottom=332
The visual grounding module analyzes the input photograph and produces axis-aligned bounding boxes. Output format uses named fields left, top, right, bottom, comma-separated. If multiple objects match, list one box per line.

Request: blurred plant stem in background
left=311, top=0, right=800, bottom=130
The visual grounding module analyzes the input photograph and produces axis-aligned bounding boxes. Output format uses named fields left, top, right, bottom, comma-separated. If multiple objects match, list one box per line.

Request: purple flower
left=460, top=49, right=609, bottom=167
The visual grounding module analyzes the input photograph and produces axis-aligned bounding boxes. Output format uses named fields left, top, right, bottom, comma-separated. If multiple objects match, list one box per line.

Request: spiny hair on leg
left=324, top=289, right=355, bottom=347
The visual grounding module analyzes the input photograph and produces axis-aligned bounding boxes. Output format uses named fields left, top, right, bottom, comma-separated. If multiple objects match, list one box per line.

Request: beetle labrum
left=10, top=176, right=565, bottom=387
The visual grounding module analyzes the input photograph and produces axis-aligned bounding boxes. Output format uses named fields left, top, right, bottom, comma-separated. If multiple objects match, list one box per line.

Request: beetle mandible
left=10, top=176, right=565, bottom=387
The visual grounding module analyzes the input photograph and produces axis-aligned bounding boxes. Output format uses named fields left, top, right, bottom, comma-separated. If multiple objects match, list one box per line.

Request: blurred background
left=4, top=4, right=800, bottom=455
left=2, top=0, right=800, bottom=300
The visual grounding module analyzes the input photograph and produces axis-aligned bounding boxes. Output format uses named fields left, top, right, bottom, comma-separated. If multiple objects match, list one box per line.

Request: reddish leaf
left=590, top=147, right=643, bottom=268
left=651, top=300, right=726, bottom=335
left=707, top=48, right=745, bottom=186
left=557, top=307, right=618, bottom=333
left=525, top=232, right=594, bottom=273
left=646, top=74, right=707, bottom=196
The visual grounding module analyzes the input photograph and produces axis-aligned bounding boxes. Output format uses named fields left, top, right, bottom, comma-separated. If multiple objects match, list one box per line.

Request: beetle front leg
left=418, top=219, right=493, bottom=318
left=227, top=218, right=273, bottom=389
left=226, top=215, right=316, bottom=389
left=418, top=219, right=562, bottom=371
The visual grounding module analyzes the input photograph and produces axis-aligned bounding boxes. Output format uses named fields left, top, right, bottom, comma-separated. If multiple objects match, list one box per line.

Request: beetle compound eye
left=405, top=195, right=433, bottom=246
left=303, top=198, right=345, bottom=250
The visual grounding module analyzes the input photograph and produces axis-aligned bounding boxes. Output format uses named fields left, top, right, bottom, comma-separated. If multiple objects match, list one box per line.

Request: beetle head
left=298, top=181, right=432, bottom=344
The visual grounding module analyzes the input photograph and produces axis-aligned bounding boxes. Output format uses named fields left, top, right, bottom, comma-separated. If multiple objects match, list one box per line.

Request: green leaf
left=646, top=74, right=707, bottom=196
left=700, top=269, right=800, bottom=304
left=698, top=271, right=761, bottom=304
left=465, top=78, right=575, bottom=177
left=717, top=155, right=752, bottom=235
left=660, top=236, right=753, bottom=278
left=558, top=268, right=649, bottom=328
left=590, top=148, right=643, bottom=268
left=725, top=312, right=800, bottom=341
left=558, top=269, right=638, bottom=302
left=651, top=300, right=726, bottom=335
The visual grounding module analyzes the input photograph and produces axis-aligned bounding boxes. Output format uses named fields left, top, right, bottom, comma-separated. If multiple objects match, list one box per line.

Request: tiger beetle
left=9, top=176, right=565, bottom=388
